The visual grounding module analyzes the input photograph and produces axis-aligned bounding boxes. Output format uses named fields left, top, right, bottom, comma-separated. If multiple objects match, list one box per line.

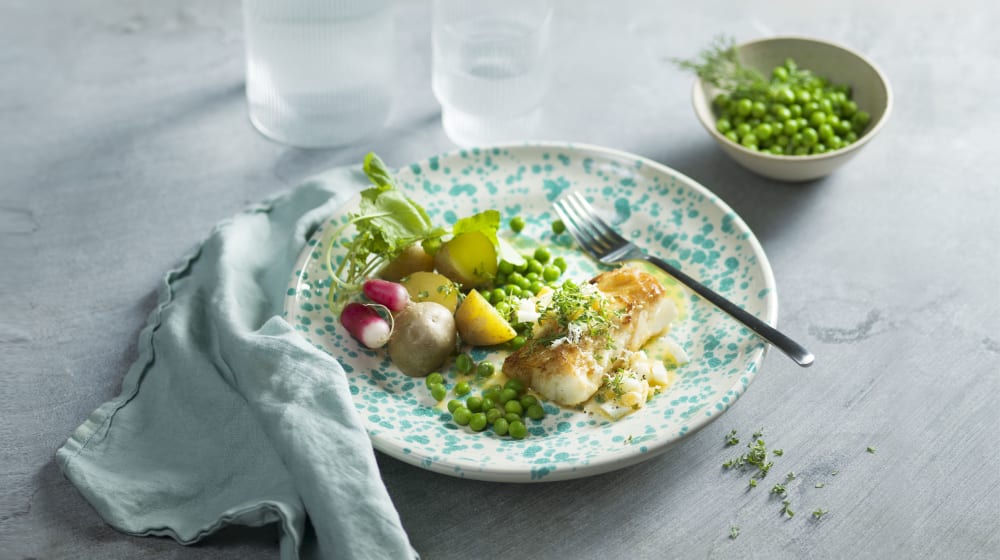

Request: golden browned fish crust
left=503, top=266, right=675, bottom=406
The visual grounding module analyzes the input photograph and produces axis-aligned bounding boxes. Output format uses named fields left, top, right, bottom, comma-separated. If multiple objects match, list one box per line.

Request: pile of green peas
left=479, top=218, right=569, bottom=350
left=425, top=355, right=545, bottom=439
left=713, top=58, right=871, bottom=155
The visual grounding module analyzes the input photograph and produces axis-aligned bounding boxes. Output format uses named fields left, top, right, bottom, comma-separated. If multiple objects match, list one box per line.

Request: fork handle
left=643, top=255, right=815, bottom=367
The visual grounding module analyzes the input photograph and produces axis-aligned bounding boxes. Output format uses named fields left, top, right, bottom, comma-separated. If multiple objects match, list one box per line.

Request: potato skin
left=433, top=231, right=497, bottom=289
left=388, top=302, right=457, bottom=377
left=379, top=244, right=435, bottom=282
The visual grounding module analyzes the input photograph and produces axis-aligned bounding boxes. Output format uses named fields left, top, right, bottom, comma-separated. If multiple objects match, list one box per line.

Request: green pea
left=505, top=400, right=524, bottom=415
left=495, top=300, right=512, bottom=316
left=510, top=335, right=526, bottom=350
left=453, top=406, right=471, bottom=426
left=809, top=111, right=827, bottom=127
left=716, top=118, right=732, bottom=134
left=783, top=119, right=799, bottom=134
left=447, top=399, right=462, bottom=413
left=551, top=220, right=566, bottom=235
left=553, top=257, right=567, bottom=272
left=736, top=98, right=753, bottom=116
left=852, top=111, right=871, bottom=131
left=519, top=395, right=538, bottom=408
left=789, top=103, right=802, bottom=118
left=509, top=216, right=525, bottom=233
left=425, top=372, right=444, bottom=388
left=469, top=412, right=487, bottom=432
left=497, top=260, right=514, bottom=275
left=456, top=354, right=474, bottom=374
left=481, top=397, right=496, bottom=411
left=466, top=396, right=483, bottom=412
left=527, top=259, right=544, bottom=275
left=493, top=417, right=509, bottom=436
left=429, top=383, right=447, bottom=401
left=529, top=281, right=546, bottom=295
left=768, top=144, right=783, bottom=155
left=802, top=127, right=819, bottom=146
left=818, top=123, right=834, bottom=140
left=795, top=88, right=811, bottom=104
left=454, top=381, right=471, bottom=396
left=772, top=66, right=789, bottom=81
left=812, top=143, right=828, bottom=154
left=504, top=379, right=525, bottom=394
left=482, top=385, right=502, bottom=401
left=772, top=104, right=791, bottom=121
left=841, top=100, right=858, bottom=118
left=504, top=412, right=522, bottom=424
left=486, top=407, right=503, bottom=424
left=828, top=135, right=843, bottom=150
left=491, top=288, right=506, bottom=303
left=476, top=361, right=495, bottom=378
left=754, top=123, right=773, bottom=140
left=509, top=421, right=528, bottom=439
left=724, top=130, right=739, bottom=144
left=751, top=101, right=767, bottom=118
left=533, top=247, right=551, bottom=264
left=525, top=271, right=539, bottom=282
left=741, top=133, right=758, bottom=149
left=499, top=388, right=519, bottom=404
left=775, top=87, right=795, bottom=105
left=526, top=404, right=545, bottom=420
left=542, top=266, right=561, bottom=283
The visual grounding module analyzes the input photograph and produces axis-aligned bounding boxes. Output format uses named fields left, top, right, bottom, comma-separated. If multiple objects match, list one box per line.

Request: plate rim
left=285, top=141, right=778, bottom=482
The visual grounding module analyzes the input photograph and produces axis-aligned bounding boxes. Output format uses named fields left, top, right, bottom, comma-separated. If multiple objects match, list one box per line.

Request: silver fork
left=553, top=191, right=814, bottom=367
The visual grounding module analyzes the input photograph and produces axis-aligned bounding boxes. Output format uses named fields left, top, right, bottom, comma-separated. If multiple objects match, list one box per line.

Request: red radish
left=340, top=303, right=391, bottom=349
left=362, top=278, right=410, bottom=312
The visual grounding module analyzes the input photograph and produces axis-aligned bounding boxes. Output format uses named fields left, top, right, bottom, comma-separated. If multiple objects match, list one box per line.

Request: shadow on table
left=651, top=141, right=828, bottom=246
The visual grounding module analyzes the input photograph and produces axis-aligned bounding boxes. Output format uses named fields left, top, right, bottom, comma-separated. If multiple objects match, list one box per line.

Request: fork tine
left=567, top=192, right=627, bottom=248
left=553, top=196, right=603, bottom=260
left=564, top=193, right=618, bottom=252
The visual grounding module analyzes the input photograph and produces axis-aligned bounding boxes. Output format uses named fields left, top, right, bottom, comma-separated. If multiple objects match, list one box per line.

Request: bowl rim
left=690, top=35, right=894, bottom=163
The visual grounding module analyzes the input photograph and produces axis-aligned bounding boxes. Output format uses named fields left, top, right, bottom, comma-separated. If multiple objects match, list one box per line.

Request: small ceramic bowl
left=691, top=36, right=892, bottom=182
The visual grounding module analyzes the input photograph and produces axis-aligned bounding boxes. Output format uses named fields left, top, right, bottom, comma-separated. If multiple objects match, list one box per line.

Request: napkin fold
left=56, top=166, right=417, bottom=559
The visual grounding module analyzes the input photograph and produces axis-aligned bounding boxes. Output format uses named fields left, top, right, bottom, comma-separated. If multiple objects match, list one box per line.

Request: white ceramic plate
left=283, top=143, right=777, bottom=482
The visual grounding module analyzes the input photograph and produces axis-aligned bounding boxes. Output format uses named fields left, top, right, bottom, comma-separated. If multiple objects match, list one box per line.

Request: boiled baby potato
left=389, top=302, right=457, bottom=377
left=433, top=231, right=497, bottom=289
left=399, top=271, right=460, bottom=313
left=454, top=289, right=517, bottom=347
left=379, top=243, right=434, bottom=282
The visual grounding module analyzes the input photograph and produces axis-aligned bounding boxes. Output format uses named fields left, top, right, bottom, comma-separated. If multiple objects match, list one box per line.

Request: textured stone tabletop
left=2, top=0, right=997, bottom=558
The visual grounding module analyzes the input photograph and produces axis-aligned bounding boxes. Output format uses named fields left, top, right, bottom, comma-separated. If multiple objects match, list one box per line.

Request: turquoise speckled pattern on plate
left=282, top=143, right=777, bottom=483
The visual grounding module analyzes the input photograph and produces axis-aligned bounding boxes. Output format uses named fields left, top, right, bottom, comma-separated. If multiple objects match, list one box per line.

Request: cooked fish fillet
left=503, top=266, right=677, bottom=406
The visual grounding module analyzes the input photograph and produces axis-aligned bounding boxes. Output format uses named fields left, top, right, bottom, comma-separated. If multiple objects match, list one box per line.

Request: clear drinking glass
left=243, top=0, right=394, bottom=148
left=432, top=0, right=553, bottom=147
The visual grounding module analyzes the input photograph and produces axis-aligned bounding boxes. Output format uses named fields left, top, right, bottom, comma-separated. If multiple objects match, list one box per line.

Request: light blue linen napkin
left=56, top=166, right=417, bottom=560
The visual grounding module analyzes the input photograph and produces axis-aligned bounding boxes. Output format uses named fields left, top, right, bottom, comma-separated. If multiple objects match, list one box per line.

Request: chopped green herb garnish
left=726, top=429, right=740, bottom=446
left=812, top=508, right=829, bottom=519
left=782, top=499, right=795, bottom=517
left=752, top=428, right=764, bottom=439
left=831, top=470, right=839, bottom=476
left=773, top=449, right=784, bottom=456
left=729, top=526, right=740, bottom=539
left=815, top=483, right=825, bottom=488
left=867, top=446, right=877, bottom=454
left=786, top=471, right=796, bottom=480
left=749, top=479, right=758, bottom=488
left=771, top=483, right=787, bottom=497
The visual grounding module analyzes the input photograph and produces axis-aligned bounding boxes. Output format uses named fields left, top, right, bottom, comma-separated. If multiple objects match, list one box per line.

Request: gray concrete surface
left=2, top=0, right=997, bottom=558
